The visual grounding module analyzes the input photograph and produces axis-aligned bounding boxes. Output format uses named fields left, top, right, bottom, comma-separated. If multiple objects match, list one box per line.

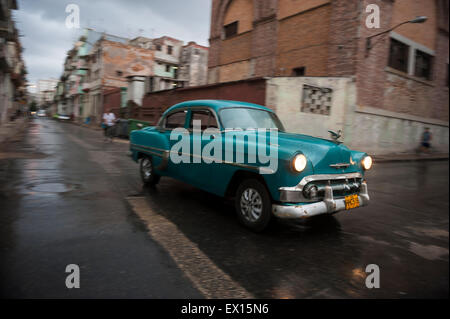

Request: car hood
left=276, top=132, right=361, bottom=174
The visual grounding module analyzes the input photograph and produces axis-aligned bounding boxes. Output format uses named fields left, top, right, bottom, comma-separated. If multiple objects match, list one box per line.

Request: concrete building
left=55, top=29, right=210, bottom=124
left=179, top=41, right=209, bottom=87
left=36, top=78, right=58, bottom=107
left=206, top=0, right=449, bottom=154
left=85, top=35, right=154, bottom=122
left=55, top=30, right=155, bottom=123
left=1, top=0, right=27, bottom=123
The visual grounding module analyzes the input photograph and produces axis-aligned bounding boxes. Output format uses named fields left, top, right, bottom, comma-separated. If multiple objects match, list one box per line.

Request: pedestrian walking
left=102, top=111, right=116, bottom=142
left=419, top=127, right=432, bottom=154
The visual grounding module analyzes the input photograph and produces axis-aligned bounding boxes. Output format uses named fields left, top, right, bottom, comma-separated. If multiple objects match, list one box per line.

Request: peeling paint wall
left=101, top=40, right=154, bottom=87
left=267, top=77, right=353, bottom=140
left=267, top=77, right=449, bottom=155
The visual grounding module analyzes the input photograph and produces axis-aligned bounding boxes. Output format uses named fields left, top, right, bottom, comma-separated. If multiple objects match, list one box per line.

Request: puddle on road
left=27, top=182, right=79, bottom=194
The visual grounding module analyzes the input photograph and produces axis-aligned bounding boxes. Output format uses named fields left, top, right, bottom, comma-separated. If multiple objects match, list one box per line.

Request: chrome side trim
left=131, top=146, right=163, bottom=157
left=156, top=150, right=169, bottom=171
left=131, top=143, right=262, bottom=171
left=131, top=143, right=167, bottom=153
left=131, top=144, right=169, bottom=171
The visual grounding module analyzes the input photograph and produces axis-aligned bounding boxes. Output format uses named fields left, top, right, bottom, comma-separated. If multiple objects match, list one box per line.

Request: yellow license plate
left=345, top=194, right=360, bottom=210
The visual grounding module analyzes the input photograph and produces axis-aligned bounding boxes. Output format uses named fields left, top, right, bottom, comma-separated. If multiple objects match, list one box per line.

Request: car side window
left=189, top=110, right=219, bottom=130
left=164, top=110, right=187, bottom=129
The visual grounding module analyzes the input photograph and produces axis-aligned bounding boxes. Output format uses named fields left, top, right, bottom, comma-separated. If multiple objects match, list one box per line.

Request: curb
left=373, top=154, right=449, bottom=163
left=66, top=119, right=130, bottom=143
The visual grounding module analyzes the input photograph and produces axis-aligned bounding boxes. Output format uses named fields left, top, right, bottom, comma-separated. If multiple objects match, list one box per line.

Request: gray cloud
left=15, top=0, right=211, bottom=86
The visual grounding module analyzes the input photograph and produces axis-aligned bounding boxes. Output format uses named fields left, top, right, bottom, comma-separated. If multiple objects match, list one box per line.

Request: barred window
left=301, top=85, right=333, bottom=116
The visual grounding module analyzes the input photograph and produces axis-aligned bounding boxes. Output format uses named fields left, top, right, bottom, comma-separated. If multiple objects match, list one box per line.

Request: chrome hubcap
left=142, top=158, right=152, bottom=180
left=240, top=188, right=263, bottom=222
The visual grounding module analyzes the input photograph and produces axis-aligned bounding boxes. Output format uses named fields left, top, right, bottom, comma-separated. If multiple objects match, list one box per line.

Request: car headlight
left=293, top=154, right=307, bottom=172
left=362, top=156, right=373, bottom=170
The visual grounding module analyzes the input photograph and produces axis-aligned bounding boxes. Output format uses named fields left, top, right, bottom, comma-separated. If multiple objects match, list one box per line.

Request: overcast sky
left=14, top=0, right=212, bottom=89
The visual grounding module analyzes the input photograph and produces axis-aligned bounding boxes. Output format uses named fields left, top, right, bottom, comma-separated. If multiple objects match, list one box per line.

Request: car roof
left=163, top=100, right=273, bottom=115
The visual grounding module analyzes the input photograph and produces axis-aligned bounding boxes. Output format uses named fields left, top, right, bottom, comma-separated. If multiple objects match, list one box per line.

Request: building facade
left=207, top=0, right=449, bottom=154
left=36, top=78, right=58, bottom=107
left=1, top=0, right=27, bottom=124
left=179, top=41, right=209, bottom=87
left=55, top=30, right=209, bottom=124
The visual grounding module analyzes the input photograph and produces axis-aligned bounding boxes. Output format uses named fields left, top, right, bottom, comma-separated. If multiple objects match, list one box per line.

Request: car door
left=160, top=109, right=189, bottom=179
left=183, top=108, right=221, bottom=189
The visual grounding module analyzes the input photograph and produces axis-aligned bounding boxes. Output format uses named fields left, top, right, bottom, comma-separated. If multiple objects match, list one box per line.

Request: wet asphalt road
left=0, top=118, right=448, bottom=298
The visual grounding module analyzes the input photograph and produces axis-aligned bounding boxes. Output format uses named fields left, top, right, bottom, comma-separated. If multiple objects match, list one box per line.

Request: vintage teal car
left=129, top=100, right=371, bottom=231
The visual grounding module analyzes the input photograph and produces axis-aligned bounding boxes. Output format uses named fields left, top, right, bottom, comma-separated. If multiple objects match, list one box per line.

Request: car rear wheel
left=140, top=156, right=160, bottom=186
left=235, top=179, right=272, bottom=232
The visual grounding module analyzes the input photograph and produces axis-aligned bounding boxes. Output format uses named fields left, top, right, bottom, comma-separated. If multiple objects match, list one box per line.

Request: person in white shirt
left=102, top=111, right=116, bottom=142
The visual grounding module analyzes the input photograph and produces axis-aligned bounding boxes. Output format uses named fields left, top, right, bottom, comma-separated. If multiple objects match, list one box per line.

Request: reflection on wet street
left=0, top=119, right=448, bottom=298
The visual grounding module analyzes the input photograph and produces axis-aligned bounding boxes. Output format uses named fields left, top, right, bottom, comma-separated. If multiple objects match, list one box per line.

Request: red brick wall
left=219, top=32, right=252, bottom=65
left=276, top=3, right=331, bottom=76
left=208, top=0, right=449, bottom=122
left=355, top=0, right=449, bottom=121
left=430, top=30, right=449, bottom=121
left=140, top=78, right=267, bottom=124
left=327, top=0, right=360, bottom=76
left=103, top=87, right=121, bottom=117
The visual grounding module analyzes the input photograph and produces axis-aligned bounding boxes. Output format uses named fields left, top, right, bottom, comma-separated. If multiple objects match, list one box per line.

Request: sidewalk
left=373, top=152, right=449, bottom=163
left=67, top=119, right=130, bottom=143
left=42, top=119, right=450, bottom=162
left=0, top=117, right=29, bottom=147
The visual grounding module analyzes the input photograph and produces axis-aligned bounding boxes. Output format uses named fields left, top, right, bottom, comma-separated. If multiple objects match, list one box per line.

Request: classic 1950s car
left=129, top=100, right=371, bottom=231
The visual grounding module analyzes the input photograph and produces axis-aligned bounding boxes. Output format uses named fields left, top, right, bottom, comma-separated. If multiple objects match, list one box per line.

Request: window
left=224, top=21, right=238, bottom=39
left=189, top=110, right=218, bottom=130
left=219, top=108, right=285, bottom=131
left=167, top=45, right=173, bottom=55
left=414, top=50, right=433, bottom=80
left=301, top=84, right=333, bottom=116
left=156, top=44, right=162, bottom=51
left=292, top=67, right=306, bottom=76
left=388, top=38, right=409, bottom=73
left=166, top=65, right=171, bottom=72
left=164, top=111, right=186, bottom=129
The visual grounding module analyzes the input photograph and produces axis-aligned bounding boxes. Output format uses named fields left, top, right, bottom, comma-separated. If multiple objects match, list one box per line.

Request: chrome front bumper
left=272, top=181, right=370, bottom=219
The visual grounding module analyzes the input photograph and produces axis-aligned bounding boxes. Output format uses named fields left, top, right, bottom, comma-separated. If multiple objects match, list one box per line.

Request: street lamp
left=366, top=16, right=427, bottom=51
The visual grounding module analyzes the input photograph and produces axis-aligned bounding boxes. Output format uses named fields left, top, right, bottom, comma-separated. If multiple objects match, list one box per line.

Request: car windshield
left=219, top=107, right=285, bottom=131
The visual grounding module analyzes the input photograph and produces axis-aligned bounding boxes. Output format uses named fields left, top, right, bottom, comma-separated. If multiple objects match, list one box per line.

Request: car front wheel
left=235, top=179, right=272, bottom=232
left=140, top=156, right=160, bottom=186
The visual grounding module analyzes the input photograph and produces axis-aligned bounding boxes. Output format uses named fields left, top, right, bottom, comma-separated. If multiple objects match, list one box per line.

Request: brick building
left=205, top=0, right=449, bottom=154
